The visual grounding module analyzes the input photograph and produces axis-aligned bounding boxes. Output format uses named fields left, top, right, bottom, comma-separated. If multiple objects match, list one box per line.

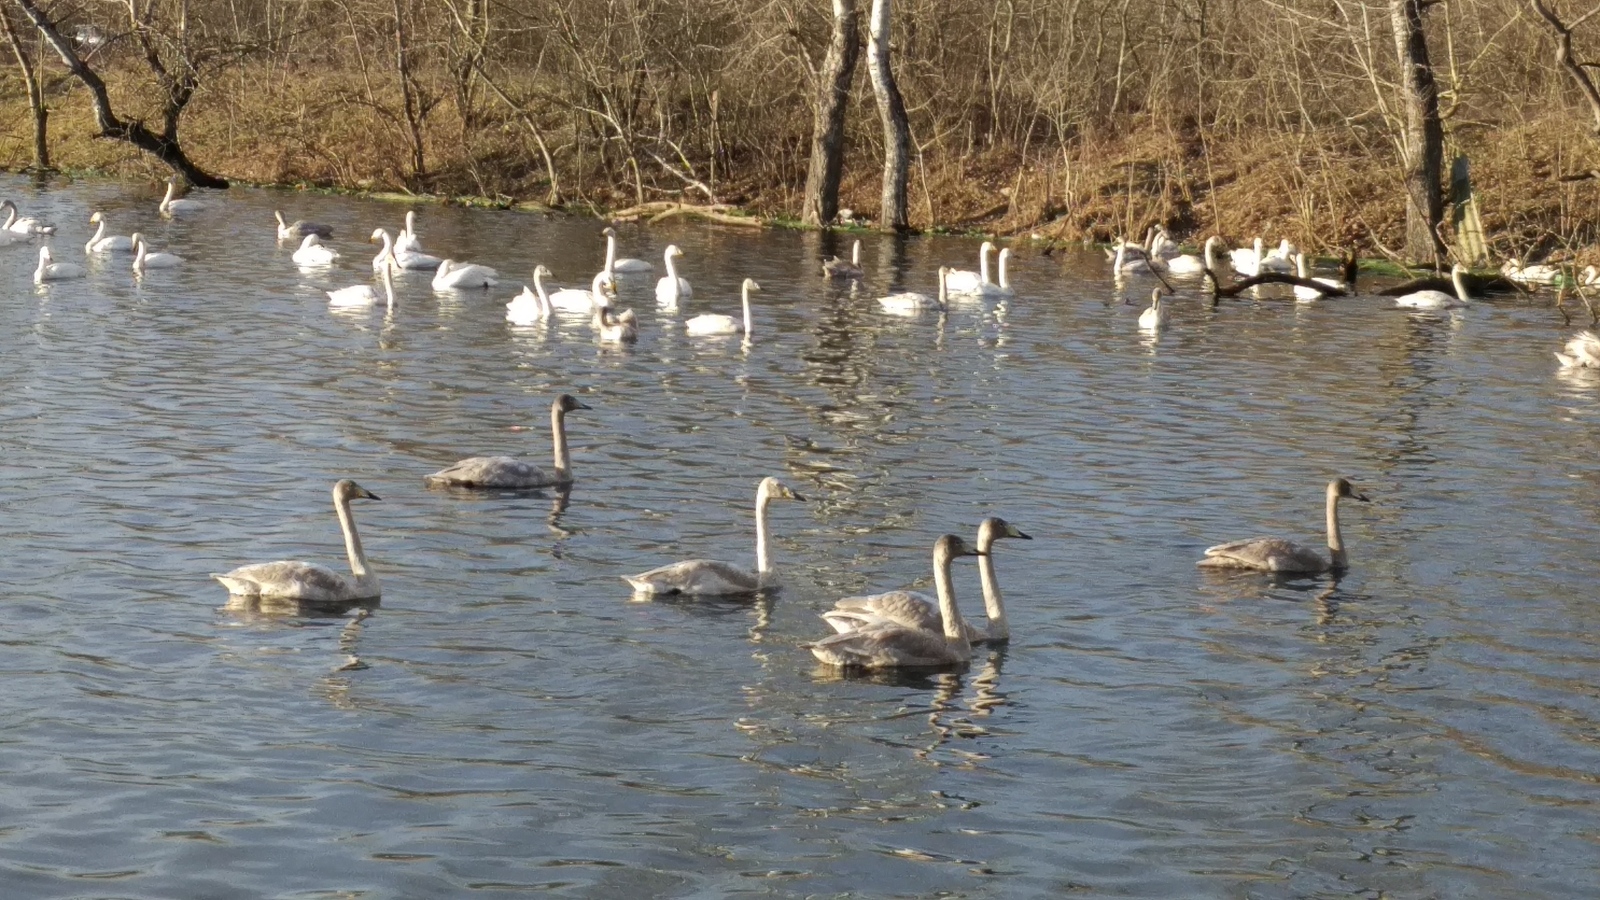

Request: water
left=0, top=175, right=1596, bottom=898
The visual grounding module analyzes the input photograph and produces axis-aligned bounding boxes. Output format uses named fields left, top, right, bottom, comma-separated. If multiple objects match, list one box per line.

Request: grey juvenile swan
left=821, top=517, right=1030, bottom=644
left=808, top=534, right=983, bottom=669
left=425, top=394, right=591, bottom=489
left=212, top=479, right=382, bottom=602
left=1198, top=477, right=1370, bottom=574
left=623, top=477, right=806, bottom=595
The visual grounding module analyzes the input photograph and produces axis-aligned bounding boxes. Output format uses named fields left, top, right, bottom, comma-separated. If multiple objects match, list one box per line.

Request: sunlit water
left=0, top=175, right=1595, bottom=898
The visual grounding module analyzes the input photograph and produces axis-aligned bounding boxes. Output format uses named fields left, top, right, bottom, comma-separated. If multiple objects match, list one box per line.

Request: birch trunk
left=1390, top=0, right=1446, bottom=267
left=867, top=0, right=910, bottom=232
left=801, top=0, right=860, bottom=227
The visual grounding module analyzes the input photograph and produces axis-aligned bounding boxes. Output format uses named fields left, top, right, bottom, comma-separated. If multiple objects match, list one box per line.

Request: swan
left=821, top=517, right=1030, bottom=644
left=432, top=258, right=499, bottom=290
left=623, top=476, right=806, bottom=595
left=1198, top=477, right=1370, bottom=574
left=808, top=535, right=983, bottom=669
left=822, top=239, right=864, bottom=279
left=507, top=265, right=555, bottom=324
left=1166, top=236, right=1221, bottom=276
left=291, top=233, right=340, bottom=266
left=685, top=278, right=758, bottom=337
left=1, top=199, right=54, bottom=234
left=945, top=241, right=995, bottom=294
left=211, top=479, right=382, bottom=603
left=1395, top=264, right=1470, bottom=309
left=158, top=176, right=203, bottom=215
left=878, top=266, right=949, bottom=313
left=548, top=271, right=610, bottom=313
left=328, top=261, right=395, bottom=308
left=1555, top=330, right=1600, bottom=368
left=1114, top=241, right=1166, bottom=276
left=1231, top=237, right=1266, bottom=276
left=1138, top=288, right=1170, bottom=330
left=85, top=212, right=134, bottom=253
left=424, top=394, right=590, bottom=489
left=395, top=210, right=423, bottom=253
left=593, top=297, right=638, bottom=343
left=1503, top=258, right=1561, bottom=285
left=275, top=210, right=333, bottom=240
left=603, top=226, right=653, bottom=275
left=1261, top=238, right=1296, bottom=273
left=131, top=235, right=184, bottom=271
left=655, top=245, right=692, bottom=306
left=1582, top=265, right=1600, bottom=287
left=972, top=247, right=1014, bottom=298
left=1148, top=225, right=1181, bottom=259
left=369, top=227, right=441, bottom=271
left=33, top=246, right=86, bottom=282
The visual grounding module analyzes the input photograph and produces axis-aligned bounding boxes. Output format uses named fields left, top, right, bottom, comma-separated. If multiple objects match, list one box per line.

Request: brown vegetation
left=2, top=0, right=1600, bottom=263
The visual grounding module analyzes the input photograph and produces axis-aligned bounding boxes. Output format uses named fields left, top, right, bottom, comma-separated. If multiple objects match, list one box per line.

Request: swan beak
left=574, top=400, right=593, bottom=411
left=1353, top=492, right=1371, bottom=503
left=1007, top=526, right=1033, bottom=540
left=358, top=488, right=381, bottom=501
left=786, top=488, right=807, bottom=502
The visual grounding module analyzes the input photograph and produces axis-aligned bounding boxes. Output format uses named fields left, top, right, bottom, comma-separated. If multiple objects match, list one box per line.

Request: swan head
left=1150, top=287, right=1164, bottom=304
left=89, top=211, right=105, bottom=225
left=665, top=244, right=683, bottom=260
left=742, top=278, right=760, bottom=295
left=758, top=476, right=806, bottom=503
left=334, top=479, right=381, bottom=503
left=934, top=534, right=985, bottom=562
left=534, top=264, right=553, bottom=279
left=978, top=517, right=1032, bottom=545
left=602, top=226, right=617, bottom=238
left=554, top=394, right=592, bottom=414
left=1329, top=478, right=1370, bottom=503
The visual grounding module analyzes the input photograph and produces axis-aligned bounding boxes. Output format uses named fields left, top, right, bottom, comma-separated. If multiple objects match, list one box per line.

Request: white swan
left=623, top=476, right=806, bottom=595
left=548, top=271, right=610, bottom=313
left=1138, top=288, right=1169, bottom=330
left=1231, top=237, right=1266, bottom=276
left=685, top=278, right=758, bottom=337
left=275, top=210, right=333, bottom=240
left=33, top=246, right=85, bottom=282
left=1582, top=265, right=1600, bottom=287
left=211, top=479, right=382, bottom=603
left=507, top=265, right=555, bottom=324
left=879, top=266, right=949, bottom=314
left=945, top=241, right=994, bottom=294
left=85, top=212, right=133, bottom=253
left=432, top=258, right=499, bottom=290
left=158, top=176, right=203, bottom=215
left=131, top=235, right=184, bottom=271
left=328, top=262, right=395, bottom=308
left=1114, top=241, right=1166, bottom=276
left=655, top=245, right=692, bottom=306
left=822, top=239, right=864, bottom=279
left=1503, top=258, right=1561, bottom=285
left=808, top=535, right=982, bottom=669
left=594, top=297, right=638, bottom=344
left=1166, top=236, right=1221, bottom=276
left=1394, top=264, right=1470, bottom=309
left=1555, top=330, right=1600, bottom=368
left=291, top=233, right=340, bottom=266
left=603, top=226, right=653, bottom=275
left=821, top=517, right=1030, bottom=644
left=1261, top=238, right=1296, bottom=273
left=395, top=210, right=423, bottom=253
left=972, top=247, right=1014, bottom=297
left=1198, top=477, right=1370, bottom=574
left=2, top=199, right=54, bottom=234
left=424, top=394, right=590, bottom=489
left=1148, top=225, right=1181, bottom=259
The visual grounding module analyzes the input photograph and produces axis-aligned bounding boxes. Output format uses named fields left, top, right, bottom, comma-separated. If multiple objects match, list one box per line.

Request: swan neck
left=998, top=252, right=1009, bottom=288
left=976, top=534, right=1009, bottom=641
left=1326, top=487, right=1347, bottom=569
left=533, top=269, right=551, bottom=313
left=1451, top=267, right=1468, bottom=303
left=604, top=233, right=617, bottom=272
left=851, top=241, right=860, bottom=265
left=933, top=546, right=972, bottom=657
left=87, top=219, right=105, bottom=251
left=979, top=246, right=992, bottom=284
left=664, top=251, right=679, bottom=283
left=754, top=489, right=773, bottom=577
left=335, top=490, right=372, bottom=579
left=741, top=285, right=752, bottom=336
left=550, top=402, right=572, bottom=480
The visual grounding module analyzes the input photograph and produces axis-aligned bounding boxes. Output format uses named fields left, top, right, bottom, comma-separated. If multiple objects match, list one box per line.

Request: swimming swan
left=1114, top=241, right=1166, bottom=276
left=1138, top=288, right=1170, bottom=330
left=507, top=265, right=555, bottom=323
left=623, top=476, right=806, bottom=595
left=822, top=240, right=864, bottom=280
left=686, top=278, right=758, bottom=337
left=1231, top=237, right=1266, bottom=277
left=594, top=297, right=638, bottom=343
left=33, top=246, right=86, bottom=282
left=158, top=176, right=203, bottom=215
left=292, top=233, right=340, bottom=266
left=1198, top=477, right=1370, bottom=574
left=131, top=235, right=184, bottom=271
left=879, top=266, right=949, bottom=313
left=548, top=271, right=610, bottom=313
left=808, top=534, right=983, bottom=669
left=275, top=210, right=333, bottom=240
left=1394, top=264, right=1470, bottom=309
left=656, top=245, right=692, bottom=306
left=211, top=479, right=382, bottom=603
left=328, top=260, right=395, bottom=308
left=1555, top=330, right=1600, bottom=368
left=424, top=394, right=590, bottom=489
left=821, top=517, right=1030, bottom=644
left=1166, top=236, right=1221, bottom=276
left=370, top=227, right=441, bottom=271
left=1502, top=258, right=1561, bottom=285
left=86, top=212, right=133, bottom=253
left=603, top=226, right=653, bottom=275
left=945, top=241, right=995, bottom=294
left=395, top=210, right=423, bottom=253
left=432, top=258, right=499, bottom=290
left=2, top=199, right=55, bottom=234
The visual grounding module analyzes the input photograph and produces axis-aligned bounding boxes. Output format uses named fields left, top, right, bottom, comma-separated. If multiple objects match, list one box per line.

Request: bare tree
left=0, top=0, right=47, bottom=170
left=866, top=0, right=910, bottom=231
left=1390, top=0, right=1447, bottom=266
left=801, top=0, right=860, bottom=227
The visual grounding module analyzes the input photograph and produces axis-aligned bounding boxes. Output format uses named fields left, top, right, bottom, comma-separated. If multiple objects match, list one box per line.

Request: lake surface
left=0, top=174, right=1595, bottom=898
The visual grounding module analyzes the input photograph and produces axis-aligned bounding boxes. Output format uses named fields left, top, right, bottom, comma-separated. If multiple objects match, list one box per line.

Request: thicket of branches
left=4, top=0, right=1600, bottom=255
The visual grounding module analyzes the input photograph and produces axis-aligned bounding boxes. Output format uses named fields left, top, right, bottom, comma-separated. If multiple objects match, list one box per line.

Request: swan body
left=879, top=267, right=949, bottom=313
left=291, top=233, right=340, bottom=266
left=1148, top=226, right=1181, bottom=259
left=594, top=298, right=638, bottom=343
left=822, top=240, right=864, bottom=280
left=2, top=199, right=54, bottom=234
left=1395, top=264, right=1470, bottom=309
left=1581, top=265, right=1599, bottom=287
left=623, top=477, right=806, bottom=595
left=1166, top=236, right=1221, bottom=276
left=1138, top=288, right=1170, bottom=330
left=1555, top=330, right=1600, bottom=368
left=507, top=265, right=555, bottom=323
left=432, top=259, right=499, bottom=290
left=1260, top=238, right=1296, bottom=274
left=131, top=235, right=184, bottom=271
left=1198, top=477, right=1370, bottom=574
left=655, top=245, right=691, bottom=306
left=1114, top=242, right=1166, bottom=276
left=159, top=177, right=203, bottom=216
left=395, top=210, right=423, bottom=253
left=85, top=212, right=133, bottom=253
left=821, top=517, right=1030, bottom=644
left=212, top=480, right=381, bottom=602
left=973, top=248, right=1014, bottom=297
left=686, top=278, right=758, bottom=337
left=1503, top=258, right=1561, bottom=285
left=1231, top=237, right=1266, bottom=277
left=946, top=241, right=995, bottom=294
left=370, top=226, right=442, bottom=271
left=548, top=271, right=610, bottom=313
left=328, top=262, right=395, bottom=308
left=425, top=394, right=590, bottom=489
left=33, top=246, right=86, bottom=282
left=602, top=226, right=653, bottom=275
left=808, top=535, right=982, bottom=669
left=275, top=210, right=333, bottom=240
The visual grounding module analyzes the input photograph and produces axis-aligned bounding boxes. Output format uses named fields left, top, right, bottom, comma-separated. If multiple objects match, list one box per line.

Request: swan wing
left=1394, top=290, right=1459, bottom=309
left=623, top=559, right=761, bottom=596
left=424, top=455, right=559, bottom=489
left=212, top=560, right=367, bottom=603
left=1558, top=331, right=1600, bottom=368
left=685, top=313, right=738, bottom=335
left=613, top=257, right=654, bottom=273
left=878, top=291, right=933, bottom=312
left=1198, top=537, right=1329, bottom=573
left=329, top=285, right=379, bottom=306
left=808, top=622, right=965, bottom=669
left=944, top=269, right=982, bottom=293
left=828, top=590, right=941, bottom=632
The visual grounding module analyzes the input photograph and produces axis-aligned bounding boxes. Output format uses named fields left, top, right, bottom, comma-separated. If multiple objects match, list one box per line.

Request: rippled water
left=0, top=174, right=1595, bottom=898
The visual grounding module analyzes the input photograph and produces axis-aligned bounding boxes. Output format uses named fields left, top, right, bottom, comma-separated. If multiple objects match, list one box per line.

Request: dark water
left=0, top=175, right=1595, bottom=898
